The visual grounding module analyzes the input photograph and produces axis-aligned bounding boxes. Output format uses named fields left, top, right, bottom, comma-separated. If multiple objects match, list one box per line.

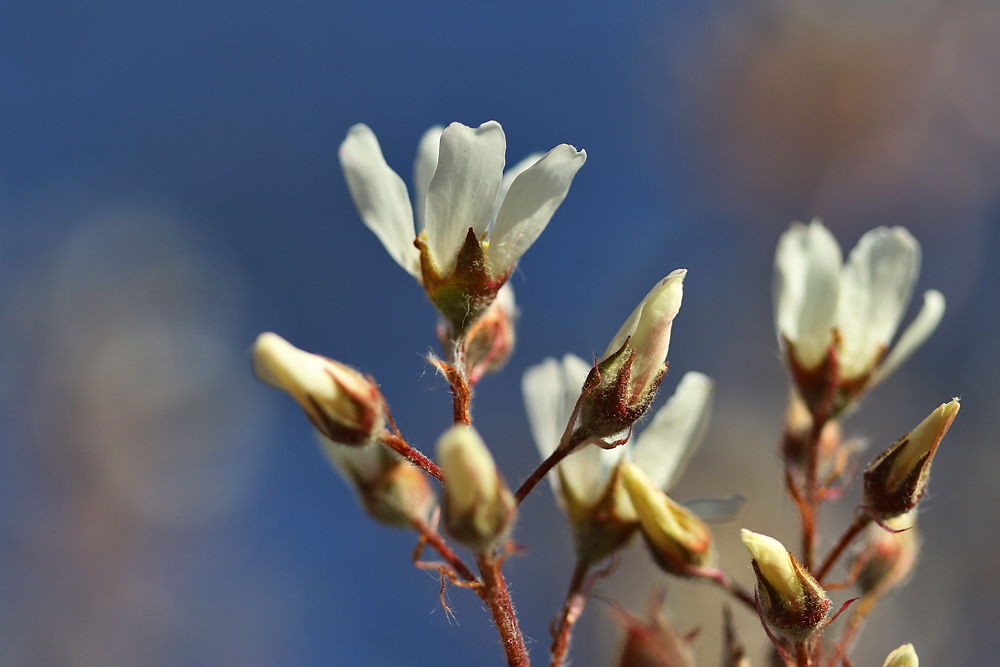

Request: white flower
left=773, top=220, right=944, bottom=384
left=522, top=354, right=713, bottom=518
left=339, top=121, right=586, bottom=282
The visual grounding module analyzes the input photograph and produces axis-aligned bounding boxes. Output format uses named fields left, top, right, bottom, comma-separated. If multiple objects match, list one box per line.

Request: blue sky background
left=2, top=0, right=999, bottom=665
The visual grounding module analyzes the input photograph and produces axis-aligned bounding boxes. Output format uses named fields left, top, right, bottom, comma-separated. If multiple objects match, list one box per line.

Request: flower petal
left=318, top=435, right=395, bottom=486
left=423, top=121, right=506, bottom=274
left=773, top=220, right=842, bottom=369
left=489, top=152, right=543, bottom=234
left=602, top=270, right=685, bottom=369
left=559, top=441, right=622, bottom=508
left=522, top=354, right=591, bottom=496
left=412, top=125, right=444, bottom=231
left=522, top=358, right=565, bottom=463
left=629, top=372, right=713, bottom=491
left=487, top=144, right=586, bottom=278
left=869, top=289, right=945, bottom=387
left=339, top=124, right=420, bottom=278
left=837, top=226, right=920, bottom=379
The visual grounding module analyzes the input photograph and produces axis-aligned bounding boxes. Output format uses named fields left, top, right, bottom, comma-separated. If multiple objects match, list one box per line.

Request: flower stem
left=815, top=515, right=871, bottom=583
left=515, top=444, right=576, bottom=505
left=549, top=559, right=590, bottom=667
left=476, top=552, right=530, bottom=667
left=688, top=565, right=756, bottom=612
left=411, top=517, right=478, bottom=585
left=380, top=432, right=444, bottom=482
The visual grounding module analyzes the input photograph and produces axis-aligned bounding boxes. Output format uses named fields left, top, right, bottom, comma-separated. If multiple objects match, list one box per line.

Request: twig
left=381, top=432, right=444, bottom=482
left=476, top=552, right=530, bottom=667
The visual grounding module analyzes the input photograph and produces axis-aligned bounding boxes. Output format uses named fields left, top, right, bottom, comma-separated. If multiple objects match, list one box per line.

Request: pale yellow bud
left=437, top=425, right=515, bottom=552
left=883, top=643, right=918, bottom=667
left=864, top=399, right=959, bottom=518
left=620, top=462, right=713, bottom=575
left=253, top=332, right=382, bottom=445
left=741, top=529, right=829, bottom=641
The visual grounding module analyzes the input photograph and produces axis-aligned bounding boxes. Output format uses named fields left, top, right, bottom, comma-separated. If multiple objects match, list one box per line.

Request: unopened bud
left=883, top=643, right=918, bottom=667
left=741, top=529, right=830, bottom=641
left=253, top=332, right=383, bottom=445
left=857, top=513, right=919, bottom=596
left=462, top=284, right=517, bottom=383
left=781, top=391, right=842, bottom=470
left=864, top=400, right=959, bottom=519
left=437, top=425, right=516, bottom=551
left=320, top=437, right=436, bottom=527
left=576, top=271, right=685, bottom=443
left=620, top=462, right=713, bottom=575
left=611, top=594, right=697, bottom=667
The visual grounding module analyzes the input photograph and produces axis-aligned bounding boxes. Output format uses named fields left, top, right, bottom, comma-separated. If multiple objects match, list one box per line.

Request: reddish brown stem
left=785, top=468, right=816, bottom=570
left=476, top=552, right=530, bottom=667
left=515, top=444, right=577, bottom=504
left=815, top=515, right=871, bottom=584
left=796, top=642, right=812, bottom=667
left=549, top=559, right=590, bottom=667
left=688, top=565, right=756, bottom=612
left=380, top=432, right=444, bottom=482
left=411, top=517, right=478, bottom=585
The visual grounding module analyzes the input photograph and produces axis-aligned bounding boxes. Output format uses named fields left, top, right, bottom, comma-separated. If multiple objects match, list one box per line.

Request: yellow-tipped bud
left=253, top=332, right=383, bottom=445
left=437, top=425, right=516, bottom=552
left=741, top=529, right=830, bottom=641
left=864, top=399, right=959, bottom=519
left=575, top=271, right=686, bottom=443
left=620, top=462, right=713, bottom=575
left=320, top=438, right=436, bottom=527
left=883, top=643, right=918, bottom=667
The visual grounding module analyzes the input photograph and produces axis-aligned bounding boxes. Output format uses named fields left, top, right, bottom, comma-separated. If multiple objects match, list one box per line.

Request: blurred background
left=1, top=0, right=998, bottom=664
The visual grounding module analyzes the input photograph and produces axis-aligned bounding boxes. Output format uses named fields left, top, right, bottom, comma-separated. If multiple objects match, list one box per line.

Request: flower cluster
left=252, top=120, right=958, bottom=667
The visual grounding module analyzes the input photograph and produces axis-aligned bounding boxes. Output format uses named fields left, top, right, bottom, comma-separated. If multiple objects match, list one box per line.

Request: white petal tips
left=870, top=289, right=946, bottom=387
left=487, top=144, right=587, bottom=278
left=773, top=220, right=842, bottom=370
left=339, top=124, right=420, bottom=278
left=837, top=226, right=920, bottom=379
left=412, top=125, right=444, bottom=231
left=423, top=121, right=506, bottom=275
left=629, top=372, right=713, bottom=491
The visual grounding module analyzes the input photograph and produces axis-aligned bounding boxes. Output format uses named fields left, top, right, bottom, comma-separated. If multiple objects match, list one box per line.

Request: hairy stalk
left=549, top=559, right=590, bottom=667
left=815, top=515, right=871, bottom=583
left=411, top=517, right=479, bottom=585
left=380, top=432, right=444, bottom=482
left=476, top=552, right=530, bottom=667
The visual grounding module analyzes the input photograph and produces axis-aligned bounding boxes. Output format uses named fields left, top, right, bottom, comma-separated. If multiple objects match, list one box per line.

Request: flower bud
left=863, top=399, right=959, bottom=519
left=781, top=391, right=841, bottom=470
left=857, top=513, right=919, bottom=596
left=576, top=271, right=685, bottom=443
left=611, top=595, right=697, bottom=667
left=620, top=462, right=713, bottom=575
left=253, top=333, right=383, bottom=445
left=436, top=425, right=516, bottom=552
left=741, top=529, right=830, bottom=641
left=320, top=437, right=436, bottom=527
left=883, top=643, right=918, bottom=667
left=461, top=284, right=517, bottom=383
